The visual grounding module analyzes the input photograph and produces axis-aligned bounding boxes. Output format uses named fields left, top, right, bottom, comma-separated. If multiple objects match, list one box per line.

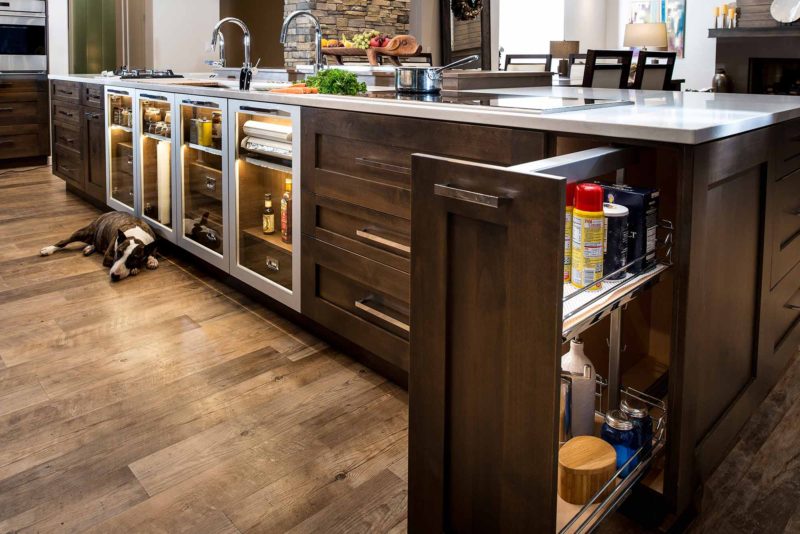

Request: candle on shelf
left=721, top=3, right=729, bottom=28
left=728, top=8, right=736, bottom=28
left=713, top=6, right=720, bottom=28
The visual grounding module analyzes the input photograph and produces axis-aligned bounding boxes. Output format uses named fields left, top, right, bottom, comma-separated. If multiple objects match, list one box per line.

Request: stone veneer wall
left=283, top=0, right=411, bottom=67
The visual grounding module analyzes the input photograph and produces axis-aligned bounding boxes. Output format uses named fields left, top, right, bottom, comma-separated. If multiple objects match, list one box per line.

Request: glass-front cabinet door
left=176, top=95, right=229, bottom=270
left=136, top=90, right=177, bottom=242
left=105, top=87, right=137, bottom=213
left=228, top=101, right=301, bottom=312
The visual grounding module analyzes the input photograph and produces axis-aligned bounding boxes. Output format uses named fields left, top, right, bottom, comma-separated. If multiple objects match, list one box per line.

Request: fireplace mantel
left=710, top=27, right=800, bottom=38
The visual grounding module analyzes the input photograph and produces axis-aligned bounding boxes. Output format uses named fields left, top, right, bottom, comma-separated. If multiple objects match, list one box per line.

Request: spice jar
left=621, top=397, right=653, bottom=458
left=600, top=409, right=637, bottom=478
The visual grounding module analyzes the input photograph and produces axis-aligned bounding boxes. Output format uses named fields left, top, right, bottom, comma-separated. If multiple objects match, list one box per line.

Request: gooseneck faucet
left=211, top=17, right=252, bottom=89
left=206, top=31, right=226, bottom=68
left=280, top=11, right=323, bottom=74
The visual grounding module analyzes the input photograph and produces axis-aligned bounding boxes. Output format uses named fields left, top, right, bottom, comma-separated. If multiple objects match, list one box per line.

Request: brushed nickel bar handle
left=58, top=135, right=75, bottom=144
left=355, top=299, right=410, bottom=332
left=356, top=229, right=410, bottom=254
left=0, top=140, right=13, bottom=147
left=0, top=107, right=13, bottom=112
left=434, top=183, right=508, bottom=208
left=790, top=206, right=800, bottom=216
left=140, top=93, right=168, bottom=101
left=355, top=157, right=410, bottom=175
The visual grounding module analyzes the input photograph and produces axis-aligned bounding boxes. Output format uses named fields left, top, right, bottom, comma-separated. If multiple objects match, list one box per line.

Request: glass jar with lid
left=621, top=397, right=653, bottom=458
left=601, top=409, right=637, bottom=478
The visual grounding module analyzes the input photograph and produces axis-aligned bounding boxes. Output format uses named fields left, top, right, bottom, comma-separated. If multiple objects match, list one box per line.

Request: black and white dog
left=40, top=212, right=159, bottom=282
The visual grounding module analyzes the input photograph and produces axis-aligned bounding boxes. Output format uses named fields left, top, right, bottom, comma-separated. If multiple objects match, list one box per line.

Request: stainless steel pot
left=395, top=55, right=480, bottom=94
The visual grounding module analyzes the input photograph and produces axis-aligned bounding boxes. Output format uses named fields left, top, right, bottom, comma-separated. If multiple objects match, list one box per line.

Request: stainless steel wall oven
left=0, top=0, right=46, bottom=73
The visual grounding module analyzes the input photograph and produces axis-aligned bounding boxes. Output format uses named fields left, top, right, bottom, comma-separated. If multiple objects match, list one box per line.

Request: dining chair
left=582, top=50, right=634, bottom=89
left=568, top=53, right=587, bottom=79
left=504, top=54, right=553, bottom=72
left=631, top=51, right=676, bottom=90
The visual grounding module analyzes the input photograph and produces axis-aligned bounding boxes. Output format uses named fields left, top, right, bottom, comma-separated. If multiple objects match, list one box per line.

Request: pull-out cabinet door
left=408, top=154, right=565, bottom=533
left=175, top=94, right=229, bottom=271
left=135, top=90, right=178, bottom=243
left=105, top=86, right=137, bottom=213
left=228, top=100, right=301, bottom=311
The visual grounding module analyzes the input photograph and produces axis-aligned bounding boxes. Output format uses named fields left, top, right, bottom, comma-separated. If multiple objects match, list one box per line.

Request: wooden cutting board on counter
left=441, top=70, right=553, bottom=91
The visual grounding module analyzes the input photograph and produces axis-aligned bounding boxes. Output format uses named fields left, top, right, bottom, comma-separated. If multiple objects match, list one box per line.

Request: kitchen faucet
left=206, top=31, right=226, bottom=68
left=280, top=11, right=323, bottom=74
left=211, top=17, right=252, bottom=90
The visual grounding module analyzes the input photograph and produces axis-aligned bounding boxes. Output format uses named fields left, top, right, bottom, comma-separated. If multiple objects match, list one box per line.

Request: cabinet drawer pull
left=182, top=100, right=218, bottom=109
left=434, top=183, right=508, bottom=208
left=355, top=299, right=410, bottom=333
left=240, top=106, right=280, bottom=115
left=58, top=90, right=74, bottom=96
left=356, top=229, right=410, bottom=254
left=355, top=157, right=410, bottom=176
left=58, top=110, right=74, bottom=118
left=140, top=93, right=168, bottom=101
left=790, top=206, right=800, bottom=217
left=58, top=135, right=75, bottom=144
left=0, top=140, right=14, bottom=147
left=0, top=107, right=13, bottom=112
left=60, top=165, right=78, bottom=173
left=84, top=111, right=100, bottom=119
left=787, top=288, right=800, bottom=311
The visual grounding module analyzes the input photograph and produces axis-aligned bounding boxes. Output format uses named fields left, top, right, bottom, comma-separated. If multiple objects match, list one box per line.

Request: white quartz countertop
left=51, top=73, right=800, bottom=145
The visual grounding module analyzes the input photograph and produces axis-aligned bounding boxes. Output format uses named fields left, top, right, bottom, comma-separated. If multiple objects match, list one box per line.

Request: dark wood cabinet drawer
left=82, top=83, right=104, bottom=109
left=775, top=119, right=800, bottom=179
left=303, top=194, right=411, bottom=273
left=53, top=144, right=84, bottom=187
left=53, top=121, right=81, bottom=154
left=0, top=131, right=46, bottom=159
left=302, top=236, right=410, bottom=371
left=771, top=167, right=800, bottom=286
left=52, top=101, right=81, bottom=126
left=0, top=94, right=48, bottom=125
left=51, top=80, right=81, bottom=103
left=771, top=259, right=800, bottom=355
left=302, top=108, right=546, bottom=220
left=0, top=77, right=46, bottom=94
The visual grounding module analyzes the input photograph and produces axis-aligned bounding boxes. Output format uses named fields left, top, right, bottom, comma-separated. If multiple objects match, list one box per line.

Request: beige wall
left=48, top=0, right=70, bottom=74
left=151, top=0, right=220, bottom=71
left=410, top=0, right=441, bottom=64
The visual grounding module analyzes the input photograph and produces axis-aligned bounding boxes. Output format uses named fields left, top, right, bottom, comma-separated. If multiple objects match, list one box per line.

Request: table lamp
left=623, top=22, right=668, bottom=51
left=550, top=40, right=580, bottom=77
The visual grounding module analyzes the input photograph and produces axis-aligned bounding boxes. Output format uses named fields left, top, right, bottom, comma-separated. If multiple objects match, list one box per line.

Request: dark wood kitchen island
left=47, top=74, right=800, bottom=531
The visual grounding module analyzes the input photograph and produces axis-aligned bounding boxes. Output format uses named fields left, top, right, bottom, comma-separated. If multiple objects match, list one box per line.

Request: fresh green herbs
left=304, top=69, right=367, bottom=96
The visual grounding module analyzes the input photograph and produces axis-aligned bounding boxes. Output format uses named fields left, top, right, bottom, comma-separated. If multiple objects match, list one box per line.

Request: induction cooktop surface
left=362, top=91, right=634, bottom=113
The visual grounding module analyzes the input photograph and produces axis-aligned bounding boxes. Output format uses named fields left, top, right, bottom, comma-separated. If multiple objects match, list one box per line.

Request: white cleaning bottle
left=561, top=339, right=596, bottom=437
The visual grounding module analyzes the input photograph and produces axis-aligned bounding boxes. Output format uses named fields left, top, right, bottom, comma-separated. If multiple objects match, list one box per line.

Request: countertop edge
left=49, top=74, right=800, bottom=145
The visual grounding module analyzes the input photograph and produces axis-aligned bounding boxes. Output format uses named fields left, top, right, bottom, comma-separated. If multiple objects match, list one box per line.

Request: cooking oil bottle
left=564, top=181, right=576, bottom=282
left=571, top=184, right=604, bottom=290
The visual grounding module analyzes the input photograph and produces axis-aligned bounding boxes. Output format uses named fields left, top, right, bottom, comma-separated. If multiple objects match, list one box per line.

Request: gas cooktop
left=119, top=69, right=184, bottom=80
left=362, top=91, right=634, bottom=114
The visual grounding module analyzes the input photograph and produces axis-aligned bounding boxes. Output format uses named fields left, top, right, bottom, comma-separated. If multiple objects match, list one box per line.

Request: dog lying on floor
left=40, top=212, right=159, bottom=282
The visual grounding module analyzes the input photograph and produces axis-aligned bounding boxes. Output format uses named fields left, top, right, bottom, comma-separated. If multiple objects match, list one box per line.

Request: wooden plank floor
left=2, top=167, right=797, bottom=533
left=0, top=167, right=408, bottom=533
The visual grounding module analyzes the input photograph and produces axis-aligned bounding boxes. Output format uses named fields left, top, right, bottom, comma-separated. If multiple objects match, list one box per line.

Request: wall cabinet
left=52, top=80, right=106, bottom=204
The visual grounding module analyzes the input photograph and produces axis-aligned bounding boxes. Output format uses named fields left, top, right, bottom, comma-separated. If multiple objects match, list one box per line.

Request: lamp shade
left=550, top=40, right=580, bottom=58
left=623, top=23, right=668, bottom=48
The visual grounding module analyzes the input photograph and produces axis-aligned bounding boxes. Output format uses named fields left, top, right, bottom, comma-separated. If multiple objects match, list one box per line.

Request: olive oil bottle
left=262, top=193, right=275, bottom=235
